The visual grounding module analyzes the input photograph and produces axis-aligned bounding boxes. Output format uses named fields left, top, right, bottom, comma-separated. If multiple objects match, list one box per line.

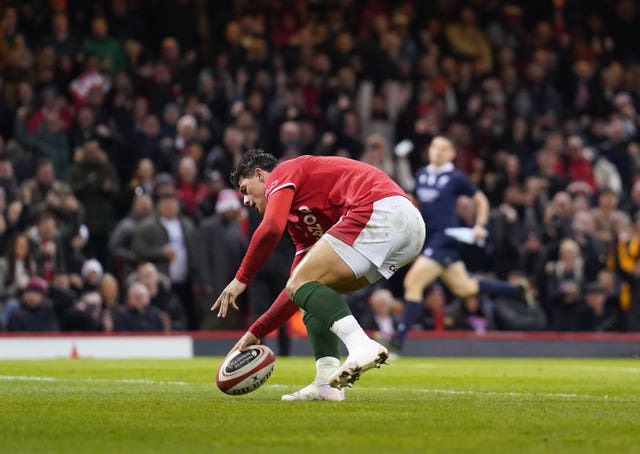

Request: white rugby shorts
left=323, top=195, right=425, bottom=283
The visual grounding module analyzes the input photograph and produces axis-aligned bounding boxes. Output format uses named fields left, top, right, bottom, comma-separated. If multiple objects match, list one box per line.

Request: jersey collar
left=426, top=162, right=454, bottom=175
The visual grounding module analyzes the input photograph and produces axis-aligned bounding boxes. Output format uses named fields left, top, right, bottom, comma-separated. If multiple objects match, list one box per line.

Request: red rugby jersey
left=265, top=155, right=406, bottom=251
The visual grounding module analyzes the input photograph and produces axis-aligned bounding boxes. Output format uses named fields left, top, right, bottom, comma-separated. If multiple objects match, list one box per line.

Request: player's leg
left=286, top=238, right=390, bottom=389
left=393, top=255, right=443, bottom=350
left=282, top=310, right=345, bottom=402
left=281, top=276, right=372, bottom=401
left=441, top=262, right=530, bottom=303
left=440, top=261, right=479, bottom=297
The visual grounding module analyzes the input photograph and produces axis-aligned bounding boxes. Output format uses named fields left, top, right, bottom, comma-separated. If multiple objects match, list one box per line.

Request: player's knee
left=285, top=277, right=303, bottom=301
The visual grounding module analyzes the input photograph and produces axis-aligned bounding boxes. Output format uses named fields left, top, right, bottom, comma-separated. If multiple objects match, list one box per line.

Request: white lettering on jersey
left=297, top=206, right=325, bottom=238
left=417, top=187, right=440, bottom=203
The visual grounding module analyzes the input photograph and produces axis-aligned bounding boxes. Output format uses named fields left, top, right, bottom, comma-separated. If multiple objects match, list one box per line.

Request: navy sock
left=395, top=300, right=423, bottom=347
left=478, top=278, right=519, bottom=298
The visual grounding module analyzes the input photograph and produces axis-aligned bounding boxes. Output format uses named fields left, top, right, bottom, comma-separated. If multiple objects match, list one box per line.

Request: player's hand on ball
left=232, top=331, right=261, bottom=352
left=211, top=278, right=246, bottom=317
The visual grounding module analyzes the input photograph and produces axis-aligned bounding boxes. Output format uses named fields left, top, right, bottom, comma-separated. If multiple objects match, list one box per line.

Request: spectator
left=118, top=158, right=156, bottom=216
left=419, top=285, right=448, bottom=332
left=109, top=193, right=153, bottom=281
left=0, top=233, right=38, bottom=307
left=544, top=239, right=587, bottom=331
left=590, top=188, right=631, bottom=249
left=48, top=269, right=78, bottom=321
left=446, top=7, right=493, bottom=71
left=20, top=158, right=74, bottom=223
left=194, top=189, right=246, bottom=329
left=131, top=262, right=187, bottom=331
left=13, top=105, right=70, bottom=179
left=99, top=273, right=121, bottom=311
left=131, top=193, right=197, bottom=328
left=80, top=258, right=104, bottom=292
left=60, top=291, right=107, bottom=332
left=174, top=155, right=208, bottom=220
left=578, top=282, right=626, bottom=332
left=80, top=16, right=125, bottom=76
left=0, top=157, right=18, bottom=202
left=6, top=276, right=58, bottom=332
left=68, top=140, right=121, bottom=265
left=29, top=212, right=66, bottom=281
left=41, top=12, right=78, bottom=60
left=112, top=281, right=167, bottom=332
left=359, top=288, right=400, bottom=339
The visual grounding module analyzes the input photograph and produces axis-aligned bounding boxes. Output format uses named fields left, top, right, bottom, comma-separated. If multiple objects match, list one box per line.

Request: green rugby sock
left=293, top=281, right=352, bottom=329
left=303, top=311, right=340, bottom=360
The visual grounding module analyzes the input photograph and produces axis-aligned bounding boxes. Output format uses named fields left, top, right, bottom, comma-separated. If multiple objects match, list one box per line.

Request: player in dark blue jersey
left=388, top=136, right=530, bottom=351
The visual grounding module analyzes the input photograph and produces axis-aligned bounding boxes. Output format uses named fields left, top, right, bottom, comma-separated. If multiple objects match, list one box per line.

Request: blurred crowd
left=2, top=0, right=640, bottom=338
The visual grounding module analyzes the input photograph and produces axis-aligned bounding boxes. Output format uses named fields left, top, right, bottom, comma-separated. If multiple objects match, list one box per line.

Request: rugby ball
left=216, top=345, right=275, bottom=395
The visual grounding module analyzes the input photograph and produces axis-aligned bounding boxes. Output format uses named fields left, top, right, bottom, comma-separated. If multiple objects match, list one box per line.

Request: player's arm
left=232, top=252, right=305, bottom=351
left=235, top=187, right=294, bottom=284
left=471, top=190, right=490, bottom=240
left=211, top=188, right=294, bottom=317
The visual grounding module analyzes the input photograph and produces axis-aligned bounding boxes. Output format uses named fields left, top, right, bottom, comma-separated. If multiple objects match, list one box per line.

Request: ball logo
left=226, top=348, right=261, bottom=372
left=229, top=367, right=274, bottom=395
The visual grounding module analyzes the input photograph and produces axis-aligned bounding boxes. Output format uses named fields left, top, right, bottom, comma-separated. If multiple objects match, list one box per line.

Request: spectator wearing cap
left=5, top=277, right=58, bottom=332
left=132, top=193, right=197, bottom=328
left=81, top=258, right=104, bottom=292
left=194, top=189, right=246, bottom=329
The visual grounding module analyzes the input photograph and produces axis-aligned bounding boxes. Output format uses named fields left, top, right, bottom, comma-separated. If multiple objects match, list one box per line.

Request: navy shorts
left=422, top=231, right=461, bottom=267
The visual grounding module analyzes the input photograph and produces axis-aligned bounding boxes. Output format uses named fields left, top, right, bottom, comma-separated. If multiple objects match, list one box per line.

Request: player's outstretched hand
left=211, top=278, right=246, bottom=317
left=231, top=331, right=261, bottom=353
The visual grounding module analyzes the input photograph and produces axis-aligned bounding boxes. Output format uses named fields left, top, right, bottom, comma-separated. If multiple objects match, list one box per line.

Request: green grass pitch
left=1, top=357, right=639, bottom=453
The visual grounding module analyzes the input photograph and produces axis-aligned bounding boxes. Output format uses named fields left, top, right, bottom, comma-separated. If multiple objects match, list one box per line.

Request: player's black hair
left=231, top=148, right=279, bottom=188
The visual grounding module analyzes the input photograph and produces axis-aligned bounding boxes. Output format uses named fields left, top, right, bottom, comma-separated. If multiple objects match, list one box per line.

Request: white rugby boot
left=329, top=340, right=389, bottom=390
left=281, top=382, right=345, bottom=401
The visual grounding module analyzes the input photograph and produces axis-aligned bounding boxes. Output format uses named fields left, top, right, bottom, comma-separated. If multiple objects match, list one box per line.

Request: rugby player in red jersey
left=212, top=149, right=425, bottom=401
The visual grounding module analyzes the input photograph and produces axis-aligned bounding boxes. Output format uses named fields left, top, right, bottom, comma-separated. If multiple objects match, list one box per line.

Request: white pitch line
left=416, top=388, right=638, bottom=402
left=0, top=375, right=187, bottom=386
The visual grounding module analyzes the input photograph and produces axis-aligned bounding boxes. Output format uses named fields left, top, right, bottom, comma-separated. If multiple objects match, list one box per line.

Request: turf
left=1, top=357, right=639, bottom=453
